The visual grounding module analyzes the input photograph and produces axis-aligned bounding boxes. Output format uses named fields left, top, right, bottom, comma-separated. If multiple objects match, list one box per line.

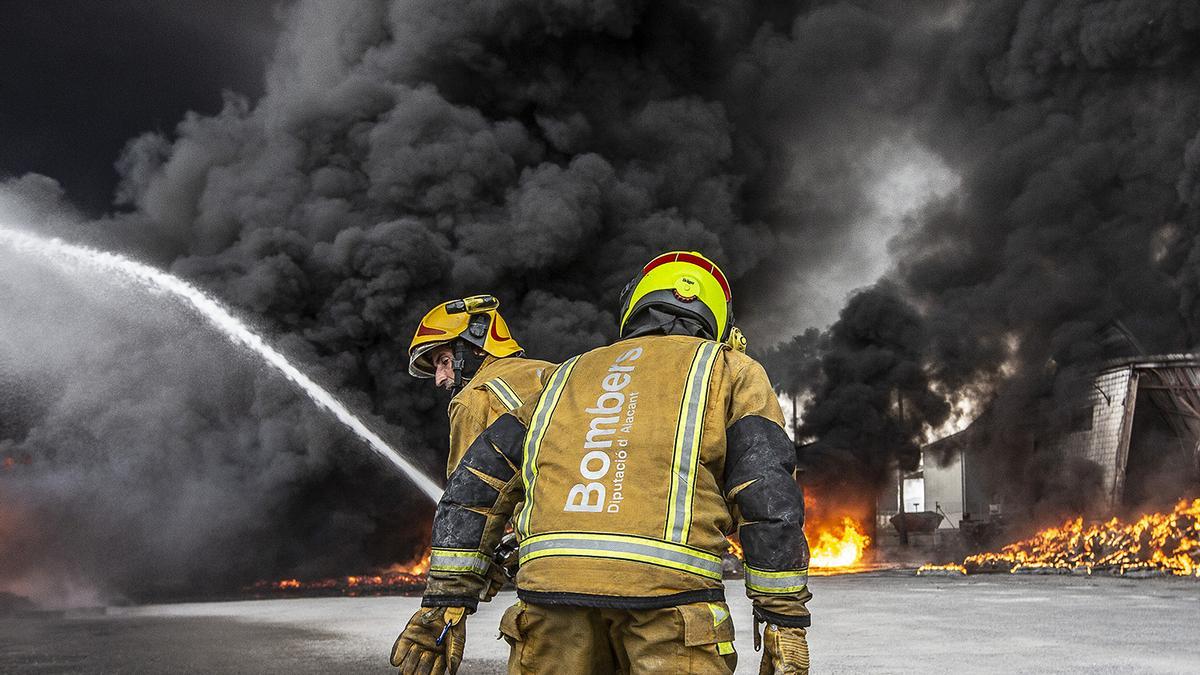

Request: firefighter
left=391, top=253, right=811, bottom=675
left=408, top=294, right=553, bottom=475
left=407, top=295, right=554, bottom=604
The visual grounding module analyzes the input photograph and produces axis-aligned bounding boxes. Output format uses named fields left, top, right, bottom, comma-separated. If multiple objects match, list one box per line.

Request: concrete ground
left=2, top=572, right=1198, bottom=674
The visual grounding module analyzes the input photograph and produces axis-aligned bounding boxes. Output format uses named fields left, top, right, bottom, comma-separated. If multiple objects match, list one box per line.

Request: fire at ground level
left=2, top=574, right=1197, bottom=674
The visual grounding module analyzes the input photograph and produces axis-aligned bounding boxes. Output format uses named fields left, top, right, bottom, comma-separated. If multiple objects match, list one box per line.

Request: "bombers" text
left=564, top=346, right=642, bottom=512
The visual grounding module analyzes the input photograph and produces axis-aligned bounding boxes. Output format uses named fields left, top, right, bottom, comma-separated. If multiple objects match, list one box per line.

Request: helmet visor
left=408, top=341, right=445, bottom=378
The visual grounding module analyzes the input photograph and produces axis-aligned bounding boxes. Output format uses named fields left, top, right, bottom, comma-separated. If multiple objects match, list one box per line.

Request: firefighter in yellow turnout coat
left=392, top=254, right=811, bottom=674
left=406, top=295, right=553, bottom=612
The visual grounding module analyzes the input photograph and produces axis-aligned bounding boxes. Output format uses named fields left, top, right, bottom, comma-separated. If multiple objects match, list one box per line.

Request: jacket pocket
left=678, top=601, right=736, bottom=647
left=498, top=600, right=525, bottom=647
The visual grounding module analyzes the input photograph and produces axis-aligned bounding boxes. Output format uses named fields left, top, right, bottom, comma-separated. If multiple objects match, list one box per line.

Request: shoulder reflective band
left=519, top=532, right=723, bottom=580
left=743, top=564, right=809, bottom=594
left=664, top=341, right=721, bottom=543
left=430, top=548, right=492, bottom=576
left=483, top=377, right=522, bottom=411
left=516, top=356, right=581, bottom=537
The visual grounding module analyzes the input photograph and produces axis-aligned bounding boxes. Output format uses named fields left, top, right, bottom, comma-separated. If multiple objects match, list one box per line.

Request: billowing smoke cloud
left=14, top=0, right=1198, bottom=601
left=782, top=0, right=1200, bottom=520
left=1, top=1, right=962, bottom=601
left=904, top=0, right=1200, bottom=514
left=799, top=284, right=951, bottom=492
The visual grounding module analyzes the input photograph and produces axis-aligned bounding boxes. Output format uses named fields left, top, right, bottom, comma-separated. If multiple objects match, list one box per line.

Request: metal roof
left=1098, top=353, right=1200, bottom=372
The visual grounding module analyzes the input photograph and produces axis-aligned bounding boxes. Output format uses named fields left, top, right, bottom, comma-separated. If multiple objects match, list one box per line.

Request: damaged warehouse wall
left=1052, top=364, right=1138, bottom=505
left=1035, top=354, right=1200, bottom=511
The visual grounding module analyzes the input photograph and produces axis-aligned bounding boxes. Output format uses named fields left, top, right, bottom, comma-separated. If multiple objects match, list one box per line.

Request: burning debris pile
left=918, top=499, right=1200, bottom=577
left=252, top=550, right=431, bottom=598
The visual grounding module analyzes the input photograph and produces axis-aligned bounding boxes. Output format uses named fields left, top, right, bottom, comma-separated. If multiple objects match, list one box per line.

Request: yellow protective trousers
left=498, top=600, right=737, bottom=675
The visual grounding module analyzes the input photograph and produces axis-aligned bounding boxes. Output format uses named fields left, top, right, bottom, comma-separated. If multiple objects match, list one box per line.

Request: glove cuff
left=754, top=606, right=811, bottom=628
left=422, top=595, right=479, bottom=613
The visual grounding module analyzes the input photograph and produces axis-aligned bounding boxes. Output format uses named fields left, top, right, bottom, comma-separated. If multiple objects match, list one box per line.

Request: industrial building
left=878, top=353, right=1200, bottom=541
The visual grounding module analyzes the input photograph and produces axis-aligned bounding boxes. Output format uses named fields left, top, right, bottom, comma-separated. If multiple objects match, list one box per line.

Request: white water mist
left=0, top=224, right=443, bottom=503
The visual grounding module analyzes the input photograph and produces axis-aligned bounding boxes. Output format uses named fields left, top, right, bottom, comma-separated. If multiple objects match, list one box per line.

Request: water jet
left=0, top=224, right=444, bottom=503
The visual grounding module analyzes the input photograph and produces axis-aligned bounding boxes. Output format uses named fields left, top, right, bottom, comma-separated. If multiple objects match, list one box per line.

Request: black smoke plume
left=0, top=1, right=958, bottom=602
left=779, top=0, right=1200, bottom=522
left=9, top=0, right=1200, bottom=601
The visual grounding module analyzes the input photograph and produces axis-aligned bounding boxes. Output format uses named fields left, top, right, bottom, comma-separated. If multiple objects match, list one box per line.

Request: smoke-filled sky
left=3, top=0, right=1200, bottom=603
left=0, top=0, right=281, bottom=214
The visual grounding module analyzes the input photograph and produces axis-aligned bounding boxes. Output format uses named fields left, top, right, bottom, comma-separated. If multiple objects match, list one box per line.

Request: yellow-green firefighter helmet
left=618, top=251, right=733, bottom=341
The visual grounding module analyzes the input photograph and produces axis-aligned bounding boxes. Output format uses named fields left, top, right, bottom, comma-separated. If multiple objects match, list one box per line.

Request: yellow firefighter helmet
left=408, top=295, right=524, bottom=379
left=618, top=251, right=733, bottom=341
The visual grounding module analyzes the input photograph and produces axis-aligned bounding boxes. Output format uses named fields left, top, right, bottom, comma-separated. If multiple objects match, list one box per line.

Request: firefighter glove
left=480, top=561, right=510, bottom=602
left=390, top=606, right=467, bottom=674
left=758, top=624, right=809, bottom=675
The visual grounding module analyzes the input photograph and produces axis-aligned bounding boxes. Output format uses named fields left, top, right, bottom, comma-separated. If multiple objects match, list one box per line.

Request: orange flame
left=919, top=498, right=1200, bottom=577
left=380, top=551, right=430, bottom=577
left=252, top=549, right=432, bottom=596
left=808, top=517, right=871, bottom=568
left=727, top=516, right=871, bottom=569
left=801, top=487, right=871, bottom=568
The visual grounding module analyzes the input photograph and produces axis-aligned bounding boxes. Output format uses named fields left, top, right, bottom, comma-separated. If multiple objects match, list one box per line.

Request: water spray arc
left=0, top=224, right=444, bottom=503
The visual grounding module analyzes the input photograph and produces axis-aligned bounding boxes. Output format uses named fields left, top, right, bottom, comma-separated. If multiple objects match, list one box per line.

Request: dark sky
left=0, top=1, right=284, bottom=214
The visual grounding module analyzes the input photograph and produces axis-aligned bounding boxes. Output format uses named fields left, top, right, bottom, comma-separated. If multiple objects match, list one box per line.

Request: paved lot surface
left=2, top=572, right=1198, bottom=673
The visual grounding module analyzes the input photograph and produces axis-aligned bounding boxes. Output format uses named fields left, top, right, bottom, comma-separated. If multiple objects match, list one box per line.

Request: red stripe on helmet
left=489, top=321, right=511, bottom=342
left=416, top=324, right=448, bottom=337
left=641, top=252, right=678, bottom=274
left=641, top=252, right=731, bottom=302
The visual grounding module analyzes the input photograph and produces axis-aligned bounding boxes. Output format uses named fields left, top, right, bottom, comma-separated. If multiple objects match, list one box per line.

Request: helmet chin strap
left=450, top=339, right=486, bottom=395
left=452, top=340, right=467, bottom=394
